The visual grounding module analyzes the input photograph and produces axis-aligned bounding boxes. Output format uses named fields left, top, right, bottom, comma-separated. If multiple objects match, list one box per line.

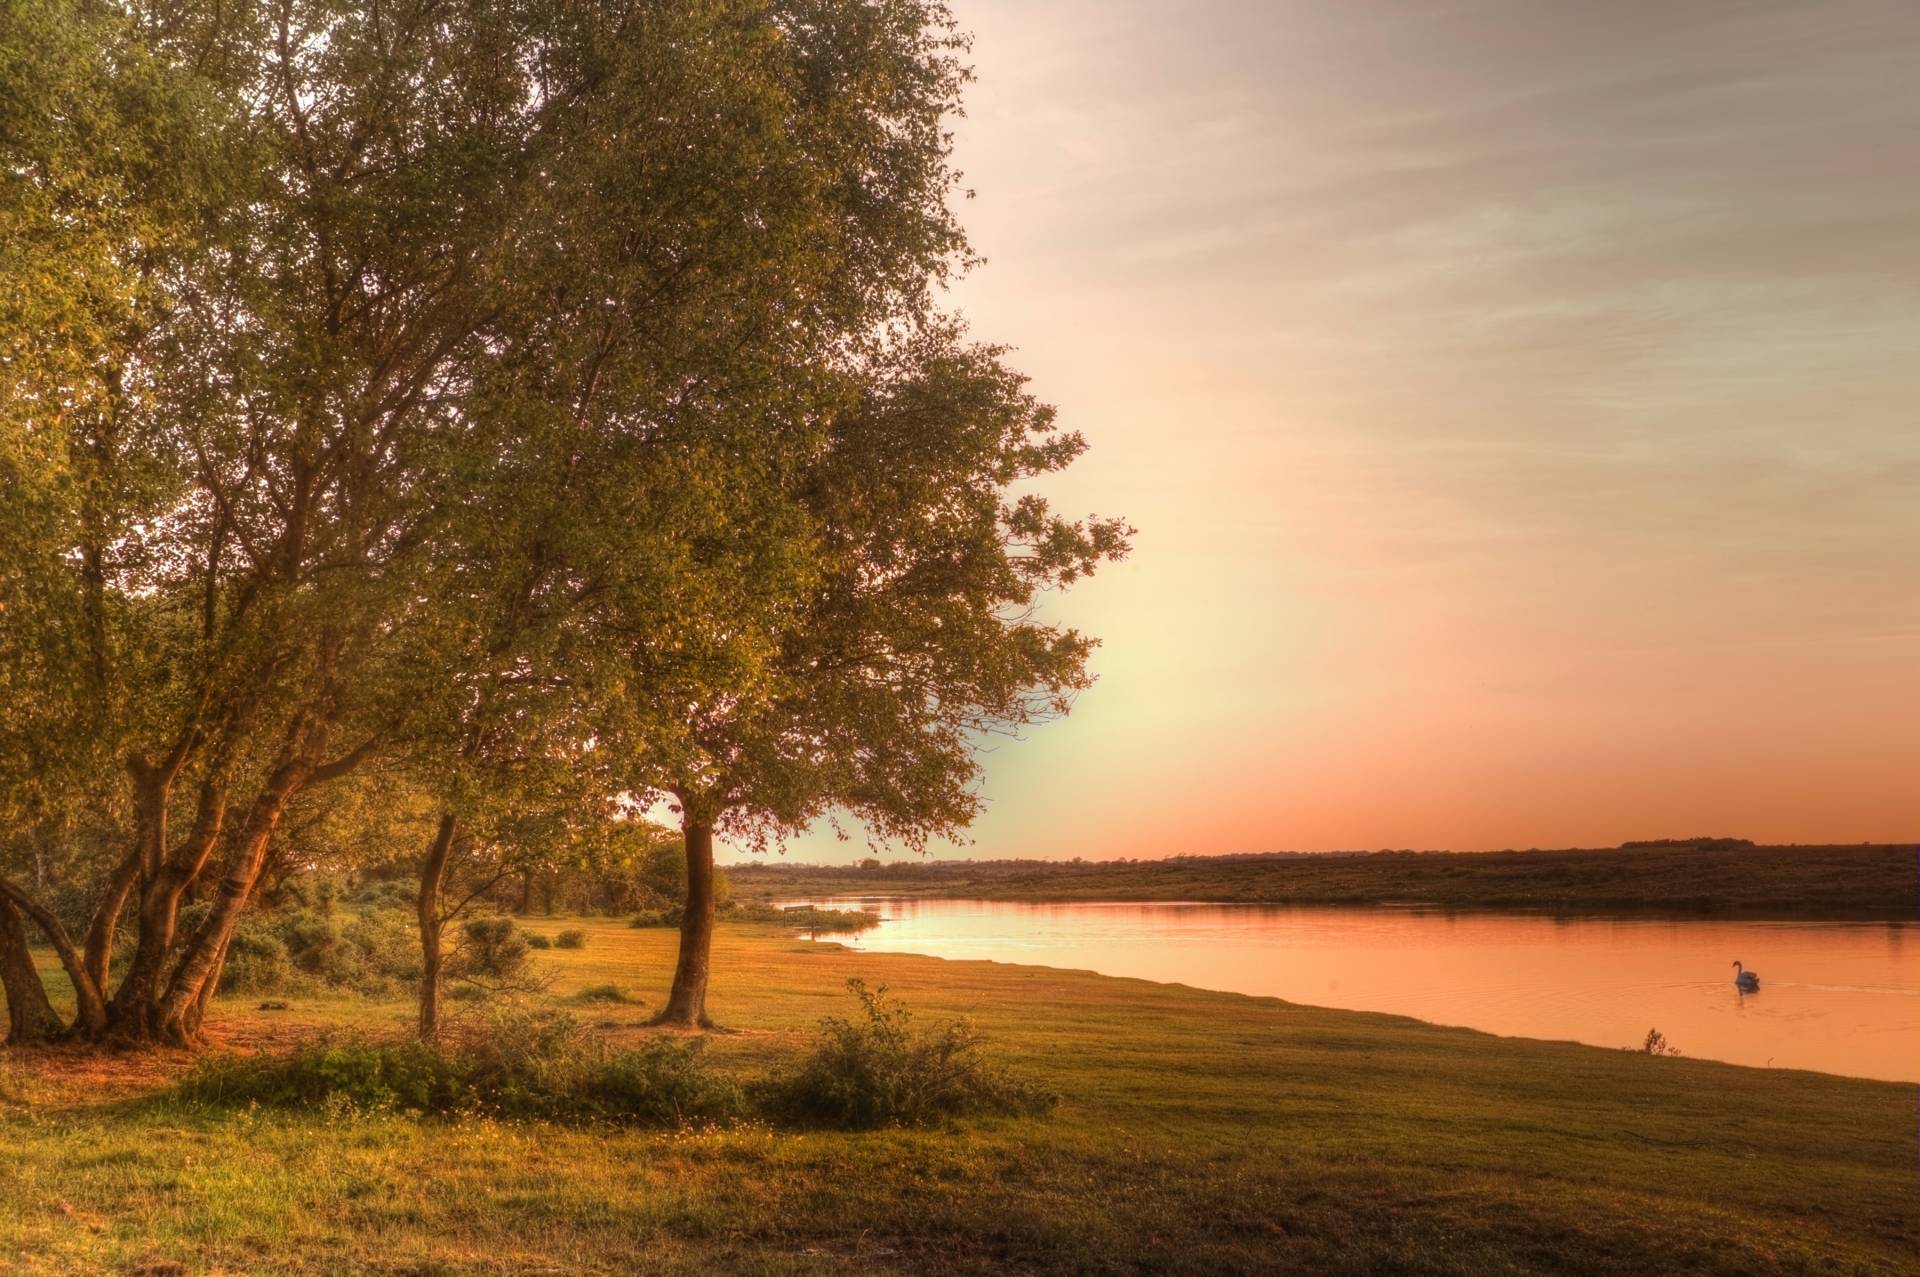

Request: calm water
left=784, top=897, right=1920, bottom=1083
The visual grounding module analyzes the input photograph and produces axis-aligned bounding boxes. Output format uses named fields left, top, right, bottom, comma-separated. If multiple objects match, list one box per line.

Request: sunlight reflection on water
left=779, top=898, right=1919, bottom=1082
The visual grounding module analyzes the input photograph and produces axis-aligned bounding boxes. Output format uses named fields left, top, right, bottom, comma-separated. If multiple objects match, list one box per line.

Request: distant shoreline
left=725, top=842, right=1918, bottom=922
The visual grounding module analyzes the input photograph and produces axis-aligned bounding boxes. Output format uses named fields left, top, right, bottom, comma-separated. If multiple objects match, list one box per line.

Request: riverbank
left=3, top=917, right=1914, bottom=1275
left=728, top=842, right=1917, bottom=919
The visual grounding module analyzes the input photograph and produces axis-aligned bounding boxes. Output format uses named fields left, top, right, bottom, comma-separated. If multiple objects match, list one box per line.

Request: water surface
left=785, top=897, right=1918, bottom=1082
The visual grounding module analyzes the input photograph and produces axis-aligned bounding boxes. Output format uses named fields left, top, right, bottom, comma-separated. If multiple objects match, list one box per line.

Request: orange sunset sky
left=772, top=0, right=1920, bottom=862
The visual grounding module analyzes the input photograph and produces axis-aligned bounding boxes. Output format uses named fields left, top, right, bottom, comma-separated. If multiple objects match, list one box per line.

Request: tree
left=1, top=0, right=979, bottom=1046
left=619, top=328, right=1130, bottom=1026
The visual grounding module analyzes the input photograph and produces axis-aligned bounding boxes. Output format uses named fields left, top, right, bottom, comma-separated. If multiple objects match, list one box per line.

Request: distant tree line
left=0, top=0, right=1127, bottom=1047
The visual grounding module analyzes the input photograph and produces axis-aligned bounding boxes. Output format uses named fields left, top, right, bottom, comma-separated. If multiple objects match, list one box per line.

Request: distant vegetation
left=730, top=842, right=1915, bottom=919
left=627, top=902, right=881, bottom=933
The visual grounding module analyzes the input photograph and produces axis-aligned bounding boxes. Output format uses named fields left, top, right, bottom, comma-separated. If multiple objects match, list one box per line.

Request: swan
left=1732, top=960, right=1760, bottom=990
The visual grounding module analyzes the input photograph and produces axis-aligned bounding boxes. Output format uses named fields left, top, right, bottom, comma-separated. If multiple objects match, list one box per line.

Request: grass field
left=727, top=842, right=1918, bottom=920
left=2, top=916, right=1914, bottom=1275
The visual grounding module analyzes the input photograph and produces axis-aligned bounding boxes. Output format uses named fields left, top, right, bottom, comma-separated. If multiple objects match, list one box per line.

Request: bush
left=175, top=1009, right=743, bottom=1126
left=764, top=980, right=1055, bottom=1129
left=525, top=933, right=552, bottom=950
left=447, top=917, right=537, bottom=992
left=178, top=1037, right=469, bottom=1116
left=219, top=921, right=296, bottom=995
left=629, top=908, right=681, bottom=928
left=217, top=901, right=421, bottom=999
left=568, top=984, right=639, bottom=1005
left=554, top=929, right=587, bottom=950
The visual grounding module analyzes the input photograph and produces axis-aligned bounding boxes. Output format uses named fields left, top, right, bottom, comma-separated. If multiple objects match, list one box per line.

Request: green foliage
left=553, top=930, right=588, bottom=951
left=0, top=0, right=1012, bottom=1042
left=524, top=933, right=552, bottom=951
left=219, top=906, right=421, bottom=998
left=175, top=1011, right=741, bottom=1126
left=568, top=984, right=639, bottom=1005
left=766, top=980, right=1055, bottom=1129
left=727, top=904, right=881, bottom=933
left=449, top=918, right=533, bottom=986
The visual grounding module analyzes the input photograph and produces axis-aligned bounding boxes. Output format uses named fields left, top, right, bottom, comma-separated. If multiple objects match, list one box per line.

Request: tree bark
left=82, top=847, right=142, bottom=995
left=143, top=732, right=319, bottom=1045
left=416, top=813, right=457, bottom=1040
left=108, top=781, right=227, bottom=1039
left=0, top=875, right=108, bottom=1037
left=0, top=897, right=62, bottom=1045
left=655, top=819, right=716, bottom=1028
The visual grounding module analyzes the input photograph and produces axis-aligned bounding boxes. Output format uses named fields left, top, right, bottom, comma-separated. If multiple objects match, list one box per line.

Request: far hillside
left=726, top=841, right=1916, bottom=920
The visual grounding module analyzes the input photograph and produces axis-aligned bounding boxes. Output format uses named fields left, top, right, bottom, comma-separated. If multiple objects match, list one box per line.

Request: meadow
left=727, top=842, right=1916, bottom=920
left=2, top=916, right=1913, bottom=1275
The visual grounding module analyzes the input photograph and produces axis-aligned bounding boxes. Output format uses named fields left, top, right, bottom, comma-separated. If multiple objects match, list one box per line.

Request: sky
left=768, top=0, right=1920, bottom=862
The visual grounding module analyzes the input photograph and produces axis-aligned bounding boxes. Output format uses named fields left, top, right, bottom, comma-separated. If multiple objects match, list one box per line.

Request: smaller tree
left=622, top=330, right=1129, bottom=1026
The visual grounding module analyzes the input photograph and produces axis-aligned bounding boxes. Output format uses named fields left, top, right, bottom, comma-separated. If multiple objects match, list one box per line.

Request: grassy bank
left=2, top=917, right=1914, bottom=1275
left=728, top=842, right=1918, bottom=919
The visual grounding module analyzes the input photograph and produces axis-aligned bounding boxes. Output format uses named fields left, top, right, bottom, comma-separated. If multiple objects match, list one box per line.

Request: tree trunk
left=143, top=740, right=316, bottom=1046
left=0, top=898, right=62, bottom=1045
left=0, top=875, right=108, bottom=1038
left=655, top=820, right=716, bottom=1028
left=416, top=813, right=457, bottom=1040
left=516, top=872, right=534, bottom=916
left=82, top=848, right=141, bottom=995
left=109, top=781, right=227, bottom=1040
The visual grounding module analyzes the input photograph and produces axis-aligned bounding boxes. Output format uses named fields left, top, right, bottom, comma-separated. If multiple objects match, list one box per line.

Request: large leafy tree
left=1, top=0, right=979, bottom=1046
left=614, top=326, right=1131, bottom=1026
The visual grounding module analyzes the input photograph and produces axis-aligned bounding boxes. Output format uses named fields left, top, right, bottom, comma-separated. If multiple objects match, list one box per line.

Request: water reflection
left=783, top=897, right=1920, bottom=1083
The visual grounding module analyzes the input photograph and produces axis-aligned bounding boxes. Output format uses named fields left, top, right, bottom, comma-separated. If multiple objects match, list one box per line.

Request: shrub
left=764, top=980, right=1055, bottom=1129
left=525, top=933, right=552, bottom=950
left=629, top=908, right=681, bottom=928
left=585, top=1038, right=742, bottom=1125
left=178, top=1037, right=470, bottom=1115
left=219, top=921, right=297, bottom=995
left=1634, top=1028, right=1683, bottom=1057
left=554, top=929, right=587, bottom=950
left=216, top=901, right=421, bottom=999
left=174, top=1010, right=743, bottom=1126
left=569, top=984, right=638, bottom=1005
left=448, top=917, right=534, bottom=989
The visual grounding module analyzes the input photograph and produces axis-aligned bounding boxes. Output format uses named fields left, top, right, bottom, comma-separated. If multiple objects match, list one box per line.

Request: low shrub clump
left=219, top=903, right=421, bottom=997
left=763, top=979, right=1055, bottom=1129
left=525, top=933, right=553, bottom=950
left=568, top=983, right=639, bottom=1005
left=174, top=1009, right=742, bottom=1125
left=554, top=929, right=588, bottom=950
left=449, top=917, right=538, bottom=990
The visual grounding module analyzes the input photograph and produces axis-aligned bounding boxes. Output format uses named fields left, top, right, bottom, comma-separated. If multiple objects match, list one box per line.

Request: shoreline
left=5, top=918, right=1911, bottom=1275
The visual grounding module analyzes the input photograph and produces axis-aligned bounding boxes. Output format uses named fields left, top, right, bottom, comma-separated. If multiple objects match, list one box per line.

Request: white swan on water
left=1732, top=960, right=1760, bottom=991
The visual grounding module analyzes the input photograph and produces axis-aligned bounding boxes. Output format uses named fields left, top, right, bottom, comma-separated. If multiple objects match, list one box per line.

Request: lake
left=782, top=897, right=1920, bottom=1083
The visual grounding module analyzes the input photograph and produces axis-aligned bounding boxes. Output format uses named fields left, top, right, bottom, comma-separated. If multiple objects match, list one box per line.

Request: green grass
left=2, top=917, right=1913, bottom=1275
left=727, top=842, right=1918, bottom=920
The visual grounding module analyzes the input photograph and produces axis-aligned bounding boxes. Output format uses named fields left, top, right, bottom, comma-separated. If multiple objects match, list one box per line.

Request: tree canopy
left=1, top=0, right=1126, bottom=1046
